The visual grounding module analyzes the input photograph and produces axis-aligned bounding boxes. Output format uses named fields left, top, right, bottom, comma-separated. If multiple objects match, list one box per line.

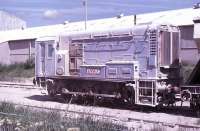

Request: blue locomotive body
left=35, top=24, right=180, bottom=106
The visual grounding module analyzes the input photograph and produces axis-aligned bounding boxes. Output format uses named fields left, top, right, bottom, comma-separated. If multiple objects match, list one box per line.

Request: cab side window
left=48, top=44, right=54, bottom=58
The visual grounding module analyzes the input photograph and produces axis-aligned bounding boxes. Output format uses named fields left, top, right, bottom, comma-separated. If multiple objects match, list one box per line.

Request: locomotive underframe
left=36, top=76, right=180, bottom=107
left=180, top=85, right=200, bottom=111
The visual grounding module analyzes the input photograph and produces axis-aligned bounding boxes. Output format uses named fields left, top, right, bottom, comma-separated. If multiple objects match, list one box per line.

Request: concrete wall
left=0, top=11, right=28, bottom=65
left=0, top=42, right=10, bottom=65
left=9, top=40, right=35, bottom=64
left=0, top=39, right=35, bottom=65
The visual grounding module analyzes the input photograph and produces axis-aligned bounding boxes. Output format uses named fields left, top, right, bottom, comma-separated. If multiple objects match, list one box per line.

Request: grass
left=2, top=102, right=198, bottom=131
left=0, top=102, right=127, bottom=131
left=0, top=59, right=34, bottom=81
left=150, top=125, right=166, bottom=131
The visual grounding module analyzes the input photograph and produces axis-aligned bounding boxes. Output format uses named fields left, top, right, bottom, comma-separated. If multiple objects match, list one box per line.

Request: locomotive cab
left=35, top=36, right=69, bottom=87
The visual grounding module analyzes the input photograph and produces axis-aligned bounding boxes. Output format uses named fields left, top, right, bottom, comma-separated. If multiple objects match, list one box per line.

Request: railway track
left=0, top=81, right=42, bottom=89
left=0, top=82, right=199, bottom=130
left=4, top=103, right=200, bottom=131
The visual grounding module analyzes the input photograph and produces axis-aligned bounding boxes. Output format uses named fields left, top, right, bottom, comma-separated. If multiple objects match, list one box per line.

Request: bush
left=0, top=59, right=35, bottom=81
left=24, top=58, right=35, bottom=69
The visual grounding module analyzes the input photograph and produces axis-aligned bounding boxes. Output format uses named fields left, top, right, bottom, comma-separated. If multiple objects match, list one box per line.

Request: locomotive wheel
left=46, top=79, right=56, bottom=97
left=83, top=95, right=92, bottom=106
left=190, top=102, right=195, bottom=109
left=124, top=87, right=135, bottom=106
left=181, top=90, right=191, bottom=101
left=61, top=94, right=72, bottom=103
left=47, top=88, right=56, bottom=97
left=127, top=91, right=135, bottom=106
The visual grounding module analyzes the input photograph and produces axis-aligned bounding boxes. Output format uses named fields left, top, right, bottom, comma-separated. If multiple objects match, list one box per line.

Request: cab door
left=35, top=42, right=45, bottom=77
left=35, top=40, right=56, bottom=77
left=44, top=41, right=56, bottom=76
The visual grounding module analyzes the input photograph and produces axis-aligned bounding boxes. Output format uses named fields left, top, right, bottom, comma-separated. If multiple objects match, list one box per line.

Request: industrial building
left=0, top=11, right=26, bottom=65
left=0, top=11, right=26, bottom=31
left=0, top=8, right=199, bottom=65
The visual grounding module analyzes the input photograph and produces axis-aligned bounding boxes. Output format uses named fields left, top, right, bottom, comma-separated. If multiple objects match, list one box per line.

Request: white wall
left=0, top=40, right=35, bottom=65
left=9, top=40, right=35, bottom=64
left=0, top=42, right=10, bottom=65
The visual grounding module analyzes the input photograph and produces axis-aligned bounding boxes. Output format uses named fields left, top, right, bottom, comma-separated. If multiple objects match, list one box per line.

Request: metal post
left=83, top=0, right=88, bottom=30
left=29, top=41, right=32, bottom=61
left=134, top=15, right=137, bottom=25
left=170, top=32, right=173, bottom=64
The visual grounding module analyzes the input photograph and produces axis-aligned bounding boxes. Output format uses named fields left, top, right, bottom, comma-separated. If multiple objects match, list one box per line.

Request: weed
left=150, top=124, right=166, bottom=131
left=0, top=102, right=126, bottom=131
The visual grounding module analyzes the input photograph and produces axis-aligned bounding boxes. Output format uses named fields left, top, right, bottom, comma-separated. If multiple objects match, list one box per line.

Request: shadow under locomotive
left=25, top=94, right=197, bottom=118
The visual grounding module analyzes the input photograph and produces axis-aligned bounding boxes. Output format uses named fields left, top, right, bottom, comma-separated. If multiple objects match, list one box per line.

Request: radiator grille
left=160, top=32, right=171, bottom=66
left=149, top=30, right=157, bottom=55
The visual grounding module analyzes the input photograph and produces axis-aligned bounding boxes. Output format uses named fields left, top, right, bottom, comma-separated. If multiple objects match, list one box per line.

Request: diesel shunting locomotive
left=34, top=23, right=200, bottom=110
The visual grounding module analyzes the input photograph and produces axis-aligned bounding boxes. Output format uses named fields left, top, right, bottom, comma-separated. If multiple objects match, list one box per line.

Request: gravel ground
left=0, top=87, right=199, bottom=127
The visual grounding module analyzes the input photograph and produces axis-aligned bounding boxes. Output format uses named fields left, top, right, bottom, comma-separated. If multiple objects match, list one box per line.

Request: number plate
left=86, top=68, right=101, bottom=75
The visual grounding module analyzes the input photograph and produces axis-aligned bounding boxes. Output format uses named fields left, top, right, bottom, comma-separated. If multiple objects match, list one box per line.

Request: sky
left=0, top=0, right=199, bottom=27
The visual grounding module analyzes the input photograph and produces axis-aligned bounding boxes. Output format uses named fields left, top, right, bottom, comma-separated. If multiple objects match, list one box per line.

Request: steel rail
left=0, top=82, right=199, bottom=130
left=0, top=81, right=42, bottom=89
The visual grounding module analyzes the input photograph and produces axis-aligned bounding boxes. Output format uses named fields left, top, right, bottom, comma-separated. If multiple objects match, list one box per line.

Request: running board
left=62, top=88, right=118, bottom=98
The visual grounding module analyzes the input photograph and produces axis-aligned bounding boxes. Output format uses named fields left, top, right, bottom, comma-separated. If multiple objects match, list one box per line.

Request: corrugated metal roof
left=143, top=8, right=200, bottom=26
left=0, top=7, right=199, bottom=43
left=0, top=24, right=65, bottom=43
